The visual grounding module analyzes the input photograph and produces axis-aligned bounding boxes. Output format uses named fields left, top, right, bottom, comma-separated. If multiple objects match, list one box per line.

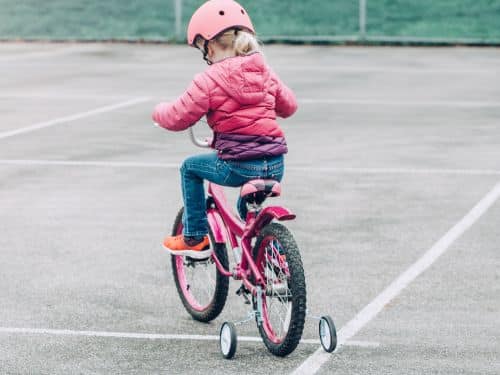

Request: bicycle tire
left=170, top=207, right=229, bottom=322
left=252, top=222, right=307, bottom=356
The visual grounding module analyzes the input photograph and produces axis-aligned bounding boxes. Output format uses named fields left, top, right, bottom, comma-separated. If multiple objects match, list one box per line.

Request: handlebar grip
left=189, top=127, right=211, bottom=148
left=153, top=122, right=211, bottom=149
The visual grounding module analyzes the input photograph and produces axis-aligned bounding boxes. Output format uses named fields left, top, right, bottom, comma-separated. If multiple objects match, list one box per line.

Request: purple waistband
left=213, top=132, right=288, bottom=160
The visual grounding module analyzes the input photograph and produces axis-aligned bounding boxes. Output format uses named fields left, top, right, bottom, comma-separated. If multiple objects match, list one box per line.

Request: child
left=153, top=0, right=297, bottom=259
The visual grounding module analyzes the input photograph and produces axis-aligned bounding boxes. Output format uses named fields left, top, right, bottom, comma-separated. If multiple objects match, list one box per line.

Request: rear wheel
left=170, top=207, right=229, bottom=322
left=253, top=223, right=306, bottom=356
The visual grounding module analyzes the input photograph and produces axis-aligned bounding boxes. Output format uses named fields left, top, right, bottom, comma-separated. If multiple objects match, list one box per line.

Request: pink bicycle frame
left=206, top=182, right=296, bottom=297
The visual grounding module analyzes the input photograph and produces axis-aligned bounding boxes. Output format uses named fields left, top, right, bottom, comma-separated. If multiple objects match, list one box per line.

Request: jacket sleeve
left=271, top=71, right=298, bottom=119
left=152, top=73, right=210, bottom=132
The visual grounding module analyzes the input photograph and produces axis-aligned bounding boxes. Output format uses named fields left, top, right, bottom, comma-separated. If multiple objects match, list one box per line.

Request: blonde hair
left=200, top=28, right=261, bottom=56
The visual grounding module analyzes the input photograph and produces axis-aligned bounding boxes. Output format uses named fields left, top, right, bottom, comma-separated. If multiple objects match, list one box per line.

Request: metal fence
left=0, top=0, right=499, bottom=45
left=172, top=0, right=368, bottom=41
left=174, top=0, right=500, bottom=45
left=172, top=0, right=366, bottom=41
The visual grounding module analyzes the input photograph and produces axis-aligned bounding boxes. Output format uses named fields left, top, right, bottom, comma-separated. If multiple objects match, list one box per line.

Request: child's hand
left=152, top=102, right=169, bottom=126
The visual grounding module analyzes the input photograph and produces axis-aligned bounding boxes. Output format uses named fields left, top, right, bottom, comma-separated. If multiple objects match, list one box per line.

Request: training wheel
left=219, top=322, right=237, bottom=359
left=319, top=315, right=337, bottom=353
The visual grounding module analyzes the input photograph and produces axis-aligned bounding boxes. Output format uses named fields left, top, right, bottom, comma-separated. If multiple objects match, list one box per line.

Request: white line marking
left=277, top=66, right=500, bottom=74
left=300, top=339, right=380, bottom=348
left=0, top=97, right=151, bottom=140
left=2, top=93, right=497, bottom=109
left=0, top=327, right=377, bottom=348
left=0, top=46, right=86, bottom=62
left=288, top=166, right=500, bottom=176
left=299, top=98, right=500, bottom=108
left=0, top=160, right=499, bottom=177
left=341, top=340, right=380, bottom=348
left=0, top=93, right=144, bottom=100
left=0, top=94, right=174, bottom=101
left=0, top=159, right=179, bottom=169
left=291, top=182, right=500, bottom=375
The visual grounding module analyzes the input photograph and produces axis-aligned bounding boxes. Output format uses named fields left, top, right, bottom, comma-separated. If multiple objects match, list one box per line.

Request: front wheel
left=170, top=207, right=229, bottom=322
left=253, top=223, right=307, bottom=356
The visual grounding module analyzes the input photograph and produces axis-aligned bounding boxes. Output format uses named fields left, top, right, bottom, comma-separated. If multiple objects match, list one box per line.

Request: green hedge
left=1, top=0, right=499, bottom=42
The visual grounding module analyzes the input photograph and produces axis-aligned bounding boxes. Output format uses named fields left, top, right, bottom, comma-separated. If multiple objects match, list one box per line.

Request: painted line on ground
left=0, top=94, right=175, bottom=101
left=291, top=181, right=500, bottom=375
left=277, top=66, right=500, bottom=74
left=0, top=327, right=377, bottom=348
left=2, top=93, right=498, bottom=109
left=288, top=166, right=500, bottom=176
left=0, top=159, right=179, bottom=169
left=0, top=160, right=499, bottom=177
left=0, top=97, right=151, bottom=140
left=0, top=46, right=88, bottom=62
left=299, top=98, right=500, bottom=108
left=0, top=93, right=144, bottom=101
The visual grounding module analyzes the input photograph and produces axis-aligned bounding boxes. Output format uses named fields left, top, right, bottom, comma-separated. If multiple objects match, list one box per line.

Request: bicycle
left=161, top=123, right=337, bottom=359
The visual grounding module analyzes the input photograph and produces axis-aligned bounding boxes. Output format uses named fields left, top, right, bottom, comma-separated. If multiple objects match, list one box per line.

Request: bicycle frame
left=206, top=182, right=296, bottom=297
left=163, top=123, right=297, bottom=298
left=158, top=124, right=330, bottom=357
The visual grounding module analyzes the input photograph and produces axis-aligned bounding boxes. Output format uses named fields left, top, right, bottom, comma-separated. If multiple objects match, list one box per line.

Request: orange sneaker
left=163, top=235, right=211, bottom=259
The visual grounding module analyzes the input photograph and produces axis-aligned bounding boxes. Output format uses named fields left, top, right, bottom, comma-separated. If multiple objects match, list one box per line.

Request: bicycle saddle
left=240, top=179, right=281, bottom=204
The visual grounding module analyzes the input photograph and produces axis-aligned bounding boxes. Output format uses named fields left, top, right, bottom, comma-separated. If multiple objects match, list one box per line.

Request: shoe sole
left=162, top=245, right=213, bottom=260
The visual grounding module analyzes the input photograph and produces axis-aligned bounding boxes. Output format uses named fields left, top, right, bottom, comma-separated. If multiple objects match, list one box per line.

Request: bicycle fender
left=207, top=209, right=227, bottom=244
left=250, top=206, right=296, bottom=234
left=261, top=206, right=296, bottom=221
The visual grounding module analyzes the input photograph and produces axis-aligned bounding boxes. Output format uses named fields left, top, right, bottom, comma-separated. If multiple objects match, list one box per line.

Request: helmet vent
left=219, top=10, right=225, bottom=16
left=241, top=9, right=245, bottom=14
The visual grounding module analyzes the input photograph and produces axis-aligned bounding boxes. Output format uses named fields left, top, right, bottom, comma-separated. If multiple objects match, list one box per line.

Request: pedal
left=236, top=284, right=251, bottom=305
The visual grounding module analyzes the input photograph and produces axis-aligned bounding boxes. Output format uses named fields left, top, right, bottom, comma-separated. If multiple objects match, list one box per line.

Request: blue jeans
left=180, top=153, right=285, bottom=237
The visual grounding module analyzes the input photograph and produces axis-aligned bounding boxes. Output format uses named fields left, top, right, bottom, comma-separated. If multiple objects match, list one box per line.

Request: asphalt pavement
left=0, top=43, right=499, bottom=374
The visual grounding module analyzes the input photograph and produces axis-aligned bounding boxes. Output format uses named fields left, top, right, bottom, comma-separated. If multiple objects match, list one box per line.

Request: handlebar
left=189, top=127, right=211, bottom=148
left=153, top=122, right=211, bottom=149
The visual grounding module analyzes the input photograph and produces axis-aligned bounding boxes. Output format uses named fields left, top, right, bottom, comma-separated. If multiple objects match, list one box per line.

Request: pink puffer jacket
left=152, top=52, right=297, bottom=138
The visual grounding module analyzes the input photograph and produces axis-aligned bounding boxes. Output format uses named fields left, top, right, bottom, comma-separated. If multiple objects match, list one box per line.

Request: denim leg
left=180, top=153, right=229, bottom=237
left=180, top=153, right=285, bottom=234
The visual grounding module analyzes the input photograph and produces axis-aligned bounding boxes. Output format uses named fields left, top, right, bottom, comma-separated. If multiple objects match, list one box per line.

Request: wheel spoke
left=180, top=258, right=217, bottom=309
left=262, top=239, right=293, bottom=341
left=171, top=208, right=229, bottom=322
left=253, top=224, right=306, bottom=355
left=202, top=263, right=216, bottom=300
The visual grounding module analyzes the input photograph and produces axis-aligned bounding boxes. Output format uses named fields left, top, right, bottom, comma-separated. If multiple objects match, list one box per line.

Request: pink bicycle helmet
left=187, top=0, right=255, bottom=46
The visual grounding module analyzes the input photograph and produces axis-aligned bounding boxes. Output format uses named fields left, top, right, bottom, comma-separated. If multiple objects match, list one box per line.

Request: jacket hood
left=206, top=52, right=269, bottom=106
